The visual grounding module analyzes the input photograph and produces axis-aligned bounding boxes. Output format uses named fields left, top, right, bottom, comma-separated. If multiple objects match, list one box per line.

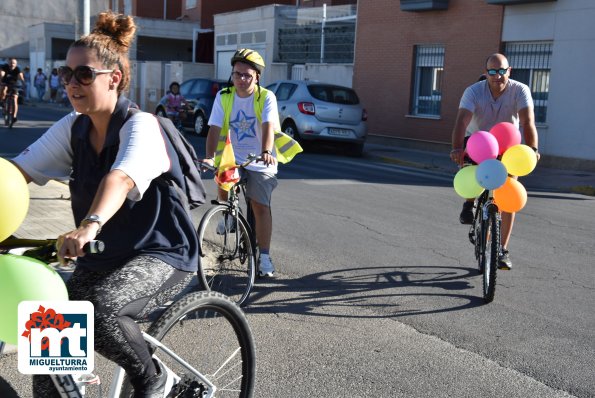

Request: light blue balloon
left=475, top=159, right=508, bottom=190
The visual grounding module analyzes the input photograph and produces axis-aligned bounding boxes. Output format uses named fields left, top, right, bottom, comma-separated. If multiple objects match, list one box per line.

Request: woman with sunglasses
left=450, top=53, right=540, bottom=271
left=11, top=11, right=198, bottom=398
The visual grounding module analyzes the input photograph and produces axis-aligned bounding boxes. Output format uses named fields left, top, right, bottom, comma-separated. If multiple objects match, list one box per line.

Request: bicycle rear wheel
left=197, top=205, right=256, bottom=306
left=119, top=291, right=256, bottom=398
left=481, top=210, right=500, bottom=303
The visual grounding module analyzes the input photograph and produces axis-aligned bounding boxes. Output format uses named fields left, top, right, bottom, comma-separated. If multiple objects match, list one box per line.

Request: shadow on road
left=246, top=265, right=486, bottom=318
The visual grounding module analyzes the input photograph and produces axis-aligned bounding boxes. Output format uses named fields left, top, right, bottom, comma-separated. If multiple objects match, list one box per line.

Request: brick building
left=353, top=0, right=503, bottom=146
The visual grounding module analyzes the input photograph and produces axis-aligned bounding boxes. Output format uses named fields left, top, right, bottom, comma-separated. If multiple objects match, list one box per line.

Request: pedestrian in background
left=23, top=66, right=31, bottom=102
left=34, top=68, right=47, bottom=102
left=49, top=68, right=60, bottom=102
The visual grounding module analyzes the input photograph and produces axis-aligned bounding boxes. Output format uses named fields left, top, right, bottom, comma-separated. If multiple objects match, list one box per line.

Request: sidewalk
left=364, top=137, right=595, bottom=195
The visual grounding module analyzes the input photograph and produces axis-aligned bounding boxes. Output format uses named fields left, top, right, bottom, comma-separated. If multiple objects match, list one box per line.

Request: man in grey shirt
left=450, top=53, right=540, bottom=270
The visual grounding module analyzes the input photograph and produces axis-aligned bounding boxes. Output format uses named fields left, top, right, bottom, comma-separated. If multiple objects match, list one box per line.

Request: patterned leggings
left=32, top=255, right=193, bottom=397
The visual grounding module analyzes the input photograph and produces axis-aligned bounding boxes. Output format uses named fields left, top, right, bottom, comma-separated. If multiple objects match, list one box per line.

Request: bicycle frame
left=2, top=87, right=18, bottom=127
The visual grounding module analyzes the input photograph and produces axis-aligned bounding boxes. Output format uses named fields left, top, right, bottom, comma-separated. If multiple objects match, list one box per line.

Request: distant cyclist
left=164, top=81, right=187, bottom=129
left=0, top=58, right=25, bottom=124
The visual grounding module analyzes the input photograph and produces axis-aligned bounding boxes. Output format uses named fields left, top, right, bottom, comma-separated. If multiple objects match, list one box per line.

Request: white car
left=266, top=80, right=368, bottom=156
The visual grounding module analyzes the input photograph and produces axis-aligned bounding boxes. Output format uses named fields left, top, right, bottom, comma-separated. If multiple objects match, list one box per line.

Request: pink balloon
left=466, top=131, right=499, bottom=164
left=489, top=122, right=521, bottom=155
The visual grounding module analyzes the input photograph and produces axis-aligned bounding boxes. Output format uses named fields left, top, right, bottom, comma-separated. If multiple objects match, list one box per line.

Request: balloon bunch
left=0, top=157, right=69, bottom=345
left=453, top=122, right=537, bottom=213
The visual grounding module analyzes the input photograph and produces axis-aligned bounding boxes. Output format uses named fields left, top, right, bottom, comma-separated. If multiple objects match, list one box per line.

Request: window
left=185, top=0, right=196, bottom=9
left=274, top=83, right=298, bottom=101
left=411, top=45, right=445, bottom=117
left=504, top=41, right=552, bottom=123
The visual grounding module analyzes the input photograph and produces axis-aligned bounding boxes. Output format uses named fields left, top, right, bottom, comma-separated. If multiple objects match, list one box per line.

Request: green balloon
left=0, top=254, right=69, bottom=345
left=453, top=165, right=485, bottom=199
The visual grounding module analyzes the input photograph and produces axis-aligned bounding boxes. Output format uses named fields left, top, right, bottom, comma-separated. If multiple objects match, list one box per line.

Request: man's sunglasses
left=486, top=68, right=509, bottom=76
left=58, top=65, right=114, bottom=86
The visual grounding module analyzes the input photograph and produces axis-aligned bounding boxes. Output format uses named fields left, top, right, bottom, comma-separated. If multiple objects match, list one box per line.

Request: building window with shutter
left=411, top=44, right=445, bottom=117
left=504, top=41, right=552, bottom=124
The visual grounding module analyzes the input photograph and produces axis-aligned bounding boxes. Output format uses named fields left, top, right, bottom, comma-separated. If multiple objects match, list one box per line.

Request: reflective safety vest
left=214, top=86, right=303, bottom=167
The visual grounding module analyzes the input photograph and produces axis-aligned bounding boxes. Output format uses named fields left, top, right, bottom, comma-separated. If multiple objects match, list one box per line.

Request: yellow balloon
left=501, top=144, right=537, bottom=177
left=0, top=158, right=29, bottom=242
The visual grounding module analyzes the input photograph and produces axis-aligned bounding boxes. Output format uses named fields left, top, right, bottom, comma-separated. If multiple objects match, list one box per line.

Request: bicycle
left=196, top=155, right=262, bottom=307
left=468, top=189, right=502, bottom=303
left=2, top=85, right=19, bottom=128
left=0, top=236, right=256, bottom=397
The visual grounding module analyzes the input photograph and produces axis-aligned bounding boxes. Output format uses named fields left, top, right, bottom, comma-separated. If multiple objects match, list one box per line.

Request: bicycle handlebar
left=0, top=238, right=105, bottom=255
left=197, top=153, right=264, bottom=173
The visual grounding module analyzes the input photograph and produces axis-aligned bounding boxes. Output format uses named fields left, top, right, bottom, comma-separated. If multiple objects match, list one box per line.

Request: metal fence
left=275, top=5, right=357, bottom=64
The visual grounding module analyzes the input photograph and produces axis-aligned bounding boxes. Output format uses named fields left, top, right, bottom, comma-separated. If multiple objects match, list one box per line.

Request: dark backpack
left=71, top=108, right=206, bottom=211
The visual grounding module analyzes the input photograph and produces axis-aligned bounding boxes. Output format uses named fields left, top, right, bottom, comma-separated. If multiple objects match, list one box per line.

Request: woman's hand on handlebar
left=56, top=224, right=100, bottom=266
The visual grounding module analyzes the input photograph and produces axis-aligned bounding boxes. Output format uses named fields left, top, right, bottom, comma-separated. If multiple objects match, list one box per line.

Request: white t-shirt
left=208, top=89, right=279, bottom=174
left=459, top=79, right=533, bottom=136
left=13, top=111, right=170, bottom=201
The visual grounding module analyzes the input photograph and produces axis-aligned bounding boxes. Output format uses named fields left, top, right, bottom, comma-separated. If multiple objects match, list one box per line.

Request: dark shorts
left=241, top=169, right=278, bottom=206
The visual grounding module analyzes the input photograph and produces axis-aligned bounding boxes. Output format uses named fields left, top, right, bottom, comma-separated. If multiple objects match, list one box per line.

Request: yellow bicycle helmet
left=231, top=48, right=265, bottom=74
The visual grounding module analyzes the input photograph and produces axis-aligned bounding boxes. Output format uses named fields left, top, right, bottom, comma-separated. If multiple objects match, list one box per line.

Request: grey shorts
left=242, top=169, right=278, bottom=206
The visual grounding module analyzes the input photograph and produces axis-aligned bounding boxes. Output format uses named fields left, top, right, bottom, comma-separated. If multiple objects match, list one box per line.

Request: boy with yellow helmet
left=203, top=48, right=279, bottom=277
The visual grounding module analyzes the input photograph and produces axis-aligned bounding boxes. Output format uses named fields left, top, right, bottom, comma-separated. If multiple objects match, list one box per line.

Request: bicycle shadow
left=245, top=264, right=486, bottom=318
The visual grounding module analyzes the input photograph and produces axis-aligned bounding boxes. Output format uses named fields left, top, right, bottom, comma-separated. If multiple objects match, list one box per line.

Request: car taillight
left=211, top=83, right=219, bottom=96
left=362, top=108, right=368, bottom=121
left=298, top=102, right=315, bottom=115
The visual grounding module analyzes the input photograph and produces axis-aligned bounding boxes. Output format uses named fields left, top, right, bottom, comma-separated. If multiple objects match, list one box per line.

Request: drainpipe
left=83, top=0, right=90, bottom=35
left=320, top=4, right=326, bottom=63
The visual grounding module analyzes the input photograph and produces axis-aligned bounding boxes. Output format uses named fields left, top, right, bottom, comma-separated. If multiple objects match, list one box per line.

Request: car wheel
left=194, top=112, right=207, bottom=136
left=155, top=107, right=167, bottom=118
left=282, top=120, right=300, bottom=142
left=348, top=142, right=364, bottom=158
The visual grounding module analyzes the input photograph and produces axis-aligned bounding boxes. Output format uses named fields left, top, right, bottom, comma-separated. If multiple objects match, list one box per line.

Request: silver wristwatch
left=81, top=214, right=104, bottom=234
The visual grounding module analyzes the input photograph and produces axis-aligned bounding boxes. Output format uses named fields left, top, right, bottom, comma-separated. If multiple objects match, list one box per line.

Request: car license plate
left=328, top=128, right=351, bottom=137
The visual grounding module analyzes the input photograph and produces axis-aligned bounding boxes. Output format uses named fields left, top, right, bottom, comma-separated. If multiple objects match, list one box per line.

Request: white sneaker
left=216, top=215, right=235, bottom=235
left=258, top=254, right=275, bottom=277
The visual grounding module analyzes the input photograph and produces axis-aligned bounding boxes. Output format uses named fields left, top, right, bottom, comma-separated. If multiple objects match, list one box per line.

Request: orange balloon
left=493, top=177, right=527, bottom=213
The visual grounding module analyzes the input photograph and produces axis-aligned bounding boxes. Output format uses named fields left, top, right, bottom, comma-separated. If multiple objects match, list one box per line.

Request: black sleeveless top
left=69, top=96, right=198, bottom=272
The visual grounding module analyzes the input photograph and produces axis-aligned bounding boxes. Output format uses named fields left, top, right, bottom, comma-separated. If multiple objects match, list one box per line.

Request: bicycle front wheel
left=6, top=98, right=15, bottom=128
left=197, top=205, right=256, bottom=306
left=119, top=291, right=256, bottom=398
left=482, top=210, right=500, bottom=303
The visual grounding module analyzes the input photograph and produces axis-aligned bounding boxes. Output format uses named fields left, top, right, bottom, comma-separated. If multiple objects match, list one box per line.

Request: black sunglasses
left=58, top=65, right=114, bottom=86
left=486, top=68, right=509, bottom=76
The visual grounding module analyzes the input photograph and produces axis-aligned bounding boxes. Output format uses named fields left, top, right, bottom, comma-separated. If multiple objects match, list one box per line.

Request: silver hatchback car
left=266, top=80, right=368, bottom=156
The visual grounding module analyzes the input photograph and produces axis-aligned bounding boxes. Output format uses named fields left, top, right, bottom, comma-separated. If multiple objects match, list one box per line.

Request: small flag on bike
left=215, top=133, right=240, bottom=191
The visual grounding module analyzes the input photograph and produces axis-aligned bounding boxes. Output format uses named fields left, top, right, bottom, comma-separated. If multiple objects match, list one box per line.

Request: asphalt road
left=1, top=103, right=593, bottom=397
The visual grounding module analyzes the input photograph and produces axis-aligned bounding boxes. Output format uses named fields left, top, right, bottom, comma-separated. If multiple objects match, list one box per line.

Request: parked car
left=265, top=80, right=368, bottom=156
left=155, top=78, right=228, bottom=136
